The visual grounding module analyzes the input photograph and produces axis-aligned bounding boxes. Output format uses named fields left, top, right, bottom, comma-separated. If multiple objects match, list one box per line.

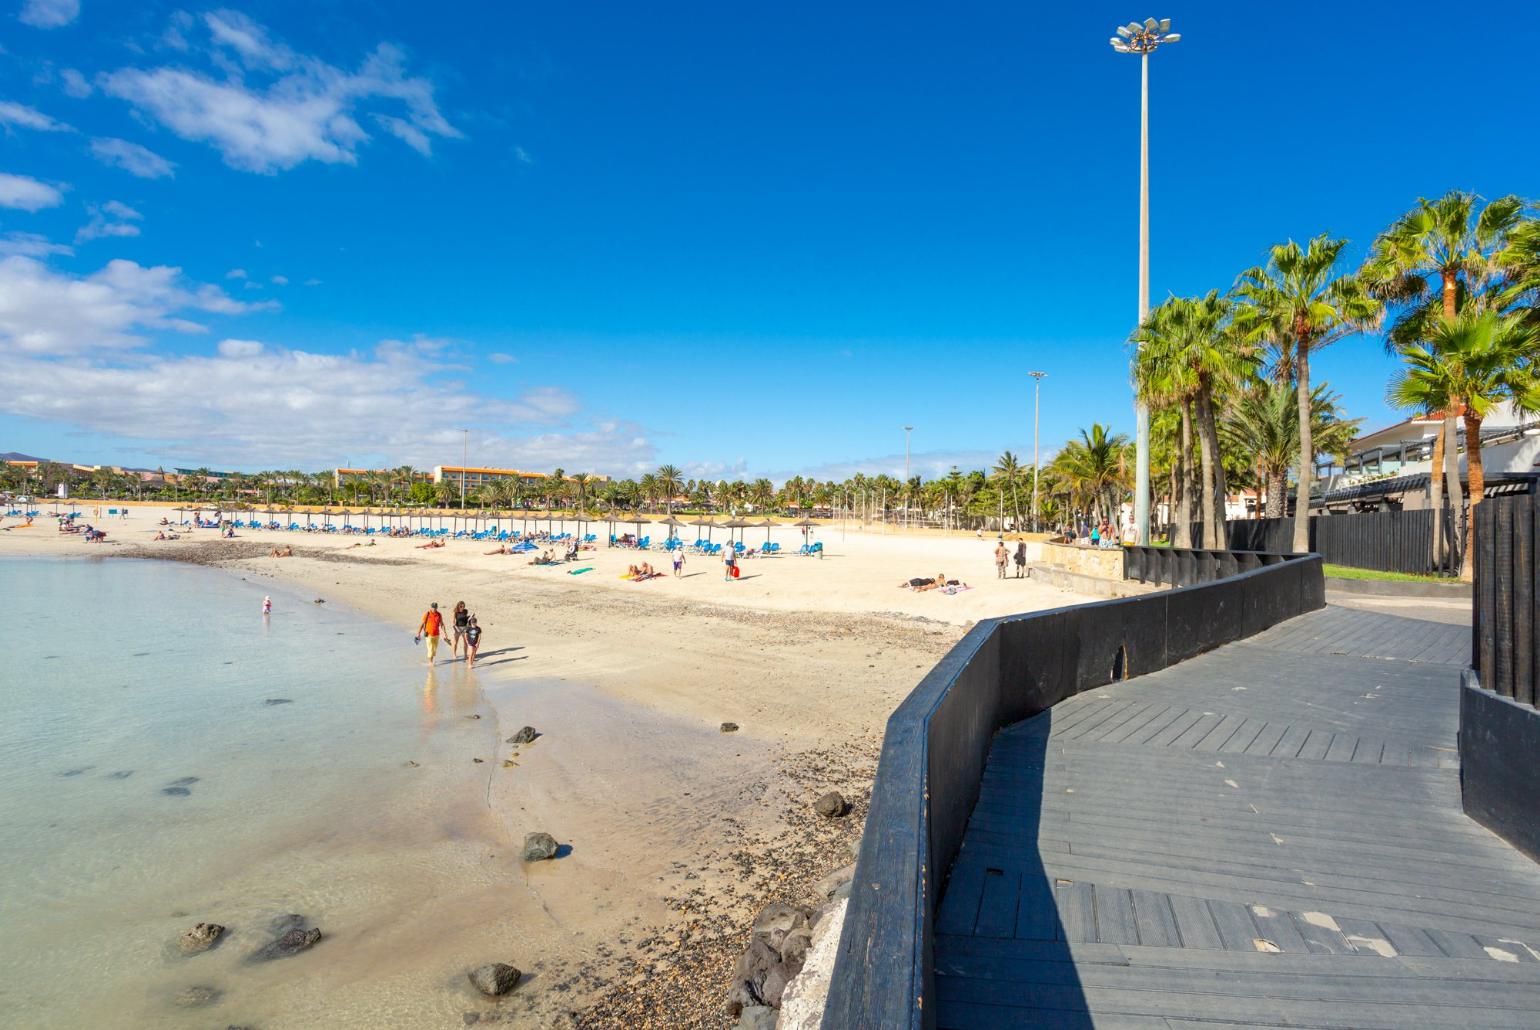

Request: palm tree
left=1051, top=424, right=1132, bottom=524
left=991, top=451, right=1025, bottom=529
left=1223, top=380, right=1360, bottom=519
left=1134, top=292, right=1255, bottom=547
left=655, top=464, right=683, bottom=513
left=1233, top=235, right=1379, bottom=551
left=1361, top=191, right=1524, bottom=569
left=571, top=472, right=590, bottom=516
left=1389, top=311, right=1540, bottom=579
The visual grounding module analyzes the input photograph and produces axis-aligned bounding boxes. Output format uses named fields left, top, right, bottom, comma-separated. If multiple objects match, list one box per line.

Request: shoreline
left=2, top=508, right=1087, bottom=1024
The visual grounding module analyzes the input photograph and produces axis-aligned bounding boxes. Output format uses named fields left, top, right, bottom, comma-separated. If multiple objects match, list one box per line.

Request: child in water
left=263, top=596, right=272, bottom=615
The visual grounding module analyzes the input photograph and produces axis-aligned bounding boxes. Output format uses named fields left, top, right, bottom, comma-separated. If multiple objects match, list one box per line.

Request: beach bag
left=732, top=565, right=741, bottom=579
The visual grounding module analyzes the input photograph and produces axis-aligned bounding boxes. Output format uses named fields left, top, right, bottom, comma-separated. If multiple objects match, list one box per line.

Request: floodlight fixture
left=1107, top=15, right=1180, bottom=55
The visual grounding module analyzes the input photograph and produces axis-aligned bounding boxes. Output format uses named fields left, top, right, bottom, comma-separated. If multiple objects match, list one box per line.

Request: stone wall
left=1039, top=542, right=1125, bottom=580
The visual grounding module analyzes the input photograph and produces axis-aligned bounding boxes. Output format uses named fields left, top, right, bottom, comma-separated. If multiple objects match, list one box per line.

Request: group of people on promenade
left=415, top=600, right=483, bottom=666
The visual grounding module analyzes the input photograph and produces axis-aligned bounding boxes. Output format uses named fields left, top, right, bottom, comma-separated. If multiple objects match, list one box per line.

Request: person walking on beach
left=1014, top=541, right=1027, bottom=579
left=994, top=541, right=1009, bottom=579
left=450, top=601, right=470, bottom=660
left=465, top=616, right=482, bottom=666
left=724, top=543, right=737, bottom=581
left=673, top=547, right=686, bottom=578
left=416, top=602, right=446, bottom=665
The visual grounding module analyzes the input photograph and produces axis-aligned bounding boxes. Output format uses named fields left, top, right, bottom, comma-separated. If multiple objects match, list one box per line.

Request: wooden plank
left=1094, top=886, right=1140, bottom=945
left=1206, top=899, right=1260, bottom=951
left=974, top=866, right=1021, bottom=938
left=1055, top=880, right=1095, bottom=943
left=1129, top=888, right=1181, bottom=948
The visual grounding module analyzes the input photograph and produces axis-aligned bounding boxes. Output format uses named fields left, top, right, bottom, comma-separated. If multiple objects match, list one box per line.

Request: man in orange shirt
left=416, top=602, right=445, bottom=664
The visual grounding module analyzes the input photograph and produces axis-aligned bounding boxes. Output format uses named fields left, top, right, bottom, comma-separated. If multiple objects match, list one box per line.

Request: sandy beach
left=1, top=504, right=1087, bottom=1026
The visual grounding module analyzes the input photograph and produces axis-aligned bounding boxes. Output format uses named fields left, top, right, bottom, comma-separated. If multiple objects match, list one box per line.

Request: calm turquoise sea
left=0, top=556, right=499, bottom=1027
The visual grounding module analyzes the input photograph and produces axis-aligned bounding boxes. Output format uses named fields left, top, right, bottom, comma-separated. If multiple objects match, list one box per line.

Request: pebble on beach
left=813, top=792, right=848, bottom=818
left=720, top=722, right=740, bottom=733
left=521, top=832, right=559, bottom=861
left=468, top=962, right=523, bottom=997
left=507, top=726, right=540, bottom=745
left=178, top=922, right=226, bottom=955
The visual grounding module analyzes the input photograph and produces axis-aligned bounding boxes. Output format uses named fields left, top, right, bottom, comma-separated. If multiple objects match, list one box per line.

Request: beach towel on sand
left=569, top=567, right=593, bottom=575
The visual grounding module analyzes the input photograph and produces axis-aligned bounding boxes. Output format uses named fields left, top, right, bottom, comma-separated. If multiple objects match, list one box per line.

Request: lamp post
left=1028, top=371, right=1046, bottom=532
left=903, top=424, right=913, bottom=529
left=459, top=428, right=469, bottom=508
left=1110, top=16, right=1179, bottom=547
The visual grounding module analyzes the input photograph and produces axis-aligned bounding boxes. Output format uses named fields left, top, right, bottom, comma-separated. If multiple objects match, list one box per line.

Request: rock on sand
left=521, top=832, right=559, bottom=861
left=813, top=792, right=848, bottom=818
left=468, top=962, right=522, bottom=997
left=178, top=922, right=225, bottom=955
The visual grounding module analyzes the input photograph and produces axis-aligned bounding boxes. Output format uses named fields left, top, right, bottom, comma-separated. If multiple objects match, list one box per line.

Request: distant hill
left=1, top=452, right=45, bottom=462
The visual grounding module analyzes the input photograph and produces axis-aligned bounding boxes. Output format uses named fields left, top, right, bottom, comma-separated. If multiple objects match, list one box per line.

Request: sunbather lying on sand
left=485, top=545, right=513, bottom=555
left=899, top=573, right=962, bottom=592
left=270, top=545, right=293, bottom=557
left=417, top=539, right=446, bottom=549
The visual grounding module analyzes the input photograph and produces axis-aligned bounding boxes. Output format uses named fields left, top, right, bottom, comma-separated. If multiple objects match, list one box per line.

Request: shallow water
left=0, top=557, right=509, bottom=1027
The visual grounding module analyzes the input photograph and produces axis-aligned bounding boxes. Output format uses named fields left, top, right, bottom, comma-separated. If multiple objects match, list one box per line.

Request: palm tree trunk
left=1461, top=410, right=1484, bottom=582
left=1442, top=413, right=1463, bottom=574
left=1264, top=467, right=1287, bottom=519
left=1293, top=340, right=1313, bottom=553
left=1175, top=402, right=1194, bottom=548
left=1428, top=420, right=1446, bottom=572
left=1195, top=383, right=1226, bottom=549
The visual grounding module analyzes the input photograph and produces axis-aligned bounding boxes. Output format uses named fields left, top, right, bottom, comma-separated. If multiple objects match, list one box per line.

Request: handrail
left=823, top=552, right=1325, bottom=1029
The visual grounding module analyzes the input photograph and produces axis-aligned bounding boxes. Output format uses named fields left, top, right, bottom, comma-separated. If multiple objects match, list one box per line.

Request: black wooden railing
left=1461, top=493, right=1540, bottom=863
left=823, top=551, right=1325, bottom=1029
left=1126, top=545, right=1307, bottom=587
left=1473, top=493, right=1537, bottom=706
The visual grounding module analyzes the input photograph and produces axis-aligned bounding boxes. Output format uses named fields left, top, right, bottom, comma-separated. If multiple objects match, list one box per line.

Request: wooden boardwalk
left=932, top=606, right=1540, bottom=1029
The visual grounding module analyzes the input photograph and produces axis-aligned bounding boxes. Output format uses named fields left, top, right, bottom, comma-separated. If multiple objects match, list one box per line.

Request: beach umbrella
left=722, top=516, right=750, bottom=545
left=691, top=516, right=718, bottom=542
left=659, top=515, right=686, bottom=540
left=756, top=518, right=779, bottom=544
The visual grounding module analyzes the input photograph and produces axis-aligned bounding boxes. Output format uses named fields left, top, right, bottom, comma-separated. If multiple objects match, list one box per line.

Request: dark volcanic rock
left=264, top=698, right=292, bottom=705
left=161, top=786, right=192, bottom=797
left=178, top=922, right=226, bottom=955
left=268, top=914, right=306, bottom=935
left=507, top=726, right=539, bottom=745
left=167, top=776, right=200, bottom=786
left=172, top=985, right=220, bottom=1008
left=468, top=962, right=522, bottom=997
left=813, top=791, right=848, bottom=818
left=720, top=722, right=740, bottom=733
left=249, top=926, right=321, bottom=962
left=521, top=832, right=559, bottom=862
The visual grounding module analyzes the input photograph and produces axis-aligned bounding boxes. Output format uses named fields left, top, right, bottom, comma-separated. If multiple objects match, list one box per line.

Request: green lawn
left=1322, top=563, right=1462, bottom=584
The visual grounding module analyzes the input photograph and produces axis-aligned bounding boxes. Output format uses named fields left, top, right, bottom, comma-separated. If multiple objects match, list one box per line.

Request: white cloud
left=0, top=100, right=72, bottom=132
left=0, top=255, right=270, bottom=354
left=0, top=336, right=614, bottom=468
left=0, top=172, right=64, bottom=211
left=226, top=267, right=247, bottom=279
left=76, top=201, right=144, bottom=244
left=0, top=231, right=72, bottom=257
left=99, top=11, right=462, bottom=174
left=514, top=146, right=532, bottom=165
left=59, top=68, right=92, bottom=98
left=303, top=277, right=321, bottom=286
left=270, top=274, right=288, bottom=285
left=770, top=449, right=1002, bottom=483
left=18, top=0, right=79, bottom=29
left=90, top=137, right=176, bottom=179
left=217, top=338, right=264, bottom=357
left=488, top=352, right=517, bottom=364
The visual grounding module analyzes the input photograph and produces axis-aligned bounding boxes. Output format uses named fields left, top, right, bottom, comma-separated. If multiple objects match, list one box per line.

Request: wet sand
left=2, top=507, right=1086, bottom=1025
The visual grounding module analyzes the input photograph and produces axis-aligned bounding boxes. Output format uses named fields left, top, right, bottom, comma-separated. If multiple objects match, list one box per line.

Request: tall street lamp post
left=1028, top=371, right=1046, bottom=532
left=459, top=428, right=469, bottom=508
left=902, top=424, right=913, bottom=528
left=1110, top=16, right=1179, bottom=546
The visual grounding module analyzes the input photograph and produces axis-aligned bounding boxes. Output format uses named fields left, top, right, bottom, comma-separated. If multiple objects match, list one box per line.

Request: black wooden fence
left=1472, top=494, right=1536, bottom=706
left=823, top=552, right=1325, bottom=1029
left=1164, top=510, right=1451, bottom=575
left=1461, top=493, right=1540, bottom=863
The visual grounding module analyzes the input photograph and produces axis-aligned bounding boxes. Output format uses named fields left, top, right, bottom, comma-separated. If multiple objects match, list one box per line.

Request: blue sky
left=1, top=1, right=1535, bottom=480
